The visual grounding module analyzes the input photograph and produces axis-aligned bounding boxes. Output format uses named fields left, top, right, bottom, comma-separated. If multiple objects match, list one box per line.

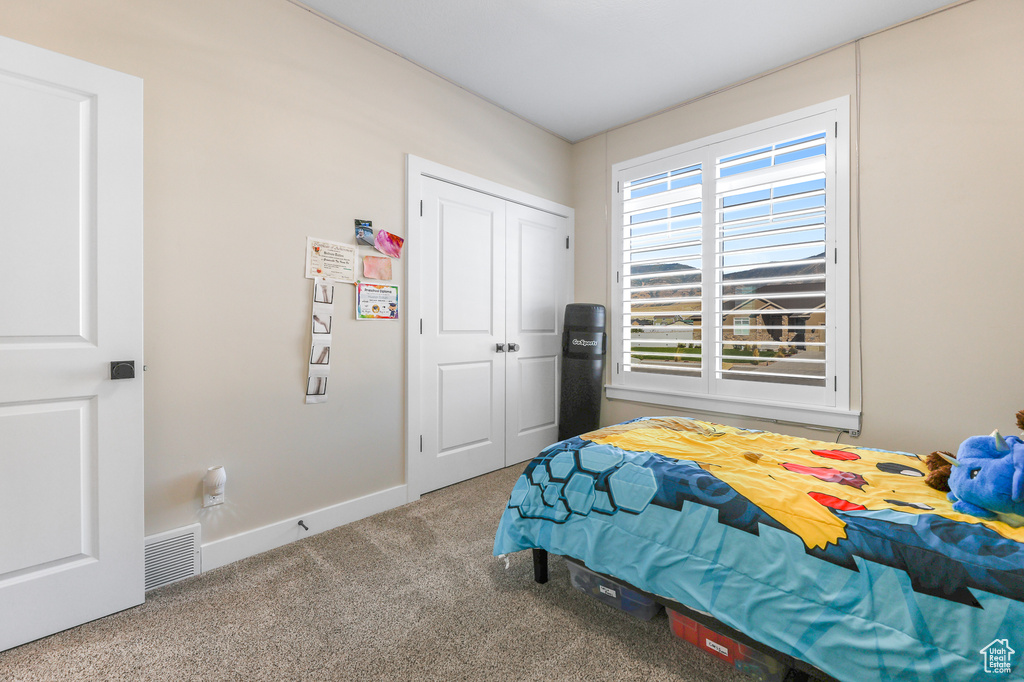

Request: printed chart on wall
left=356, top=282, right=399, bottom=320
left=306, top=279, right=334, bottom=403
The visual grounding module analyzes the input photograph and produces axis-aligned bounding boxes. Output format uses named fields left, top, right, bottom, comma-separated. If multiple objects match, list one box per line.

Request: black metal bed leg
left=532, top=548, right=548, bottom=584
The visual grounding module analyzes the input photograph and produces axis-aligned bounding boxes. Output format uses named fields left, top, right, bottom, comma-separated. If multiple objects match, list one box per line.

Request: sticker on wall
left=355, top=219, right=375, bottom=246
left=373, top=230, right=404, bottom=259
left=362, top=255, right=392, bottom=281
left=356, top=282, right=399, bottom=320
left=306, top=278, right=334, bottom=404
left=305, top=236, right=356, bottom=283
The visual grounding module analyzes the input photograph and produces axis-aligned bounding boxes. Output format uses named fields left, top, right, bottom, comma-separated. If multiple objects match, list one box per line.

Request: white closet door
left=504, top=203, right=568, bottom=465
left=0, top=36, right=144, bottom=651
left=419, top=178, right=507, bottom=493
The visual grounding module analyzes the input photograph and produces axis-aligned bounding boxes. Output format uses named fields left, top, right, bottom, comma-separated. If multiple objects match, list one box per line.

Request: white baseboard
left=201, top=484, right=408, bottom=572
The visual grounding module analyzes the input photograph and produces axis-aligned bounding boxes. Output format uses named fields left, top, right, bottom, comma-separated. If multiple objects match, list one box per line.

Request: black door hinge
left=420, top=200, right=423, bottom=216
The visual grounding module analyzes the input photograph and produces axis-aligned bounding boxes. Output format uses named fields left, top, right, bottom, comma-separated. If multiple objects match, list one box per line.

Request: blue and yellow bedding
left=493, top=417, right=1024, bottom=681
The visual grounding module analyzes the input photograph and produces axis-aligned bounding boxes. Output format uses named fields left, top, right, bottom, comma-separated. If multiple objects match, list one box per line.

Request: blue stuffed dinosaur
left=936, top=422, right=1024, bottom=526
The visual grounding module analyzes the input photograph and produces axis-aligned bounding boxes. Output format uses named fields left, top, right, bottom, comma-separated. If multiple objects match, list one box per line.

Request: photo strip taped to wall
left=306, top=278, right=334, bottom=403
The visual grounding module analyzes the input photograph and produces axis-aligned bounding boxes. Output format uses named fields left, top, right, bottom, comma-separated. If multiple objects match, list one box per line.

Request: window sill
left=604, top=385, right=861, bottom=434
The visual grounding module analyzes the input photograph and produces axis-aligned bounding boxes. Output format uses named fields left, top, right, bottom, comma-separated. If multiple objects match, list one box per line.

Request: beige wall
left=0, top=0, right=572, bottom=542
left=857, top=0, right=1024, bottom=453
left=573, top=0, right=1024, bottom=455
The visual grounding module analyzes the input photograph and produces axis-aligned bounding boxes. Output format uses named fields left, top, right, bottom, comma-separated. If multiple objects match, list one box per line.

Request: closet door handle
left=507, top=343, right=520, bottom=353
left=495, top=343, right=506, bottom=353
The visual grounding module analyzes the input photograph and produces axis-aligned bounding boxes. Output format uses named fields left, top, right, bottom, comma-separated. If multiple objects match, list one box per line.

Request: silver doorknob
left=495, top=343, right=506, bottom=353
left=507, top=343, right=520, bottom=352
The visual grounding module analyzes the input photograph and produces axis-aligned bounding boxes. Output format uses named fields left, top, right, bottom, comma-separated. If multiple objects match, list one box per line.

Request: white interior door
left=504, top=203, right=568, bottom=465
left=0, top=36, right=144, bottom=651
left=419, top=177, right=507, bottom=493
left=411, top=162, right=572, bottom=495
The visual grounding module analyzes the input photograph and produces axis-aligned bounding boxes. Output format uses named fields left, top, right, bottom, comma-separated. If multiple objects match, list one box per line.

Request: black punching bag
left=558, top=304, right=606, bottom=441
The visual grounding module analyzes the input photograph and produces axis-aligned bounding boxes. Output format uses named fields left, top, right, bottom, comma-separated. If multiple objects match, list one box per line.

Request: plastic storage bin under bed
left=566, top=561, right=662, bottom=621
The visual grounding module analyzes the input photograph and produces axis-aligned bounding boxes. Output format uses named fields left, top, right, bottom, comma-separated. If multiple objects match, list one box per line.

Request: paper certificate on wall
left=356, top=282, right=399, bottom=320
left=305, top=237, right=356, bottom=283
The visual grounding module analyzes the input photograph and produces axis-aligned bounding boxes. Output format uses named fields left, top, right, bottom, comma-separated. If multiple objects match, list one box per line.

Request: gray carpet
left=0, top=463, right=760, bottom=681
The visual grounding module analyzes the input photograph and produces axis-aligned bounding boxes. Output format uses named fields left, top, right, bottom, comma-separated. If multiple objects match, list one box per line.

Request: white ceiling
left=298, top=0, right=959, bottom=142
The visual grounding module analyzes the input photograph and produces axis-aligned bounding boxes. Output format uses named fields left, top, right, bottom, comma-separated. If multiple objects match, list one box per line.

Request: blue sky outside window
left=720, top=157, right=771, bottom=178
left=775, top=144, right=826, bottom=166
left=629, top=181, right=668, bottom=198
left=670, top=174, right=701, bottom=190
left=774, top=178, right=825, bottom=198
left=723, top=227, right=825, bottom=252
left=630, top=208, right=668, bottom=224
left=670, top=216, right=701, bottom=230
left=723, top=188, right=771, bottom=208
left=722, top=204, right=771, bottom=223
left=773, top=194, right=826, bottom=214
left=629, top=218, right=701, bottom=238
left=671, top=202, right=701, bottom=217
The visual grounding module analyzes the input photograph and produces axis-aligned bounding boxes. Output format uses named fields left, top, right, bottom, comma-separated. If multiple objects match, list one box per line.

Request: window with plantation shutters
left=609, top=99, right=858, bottom=431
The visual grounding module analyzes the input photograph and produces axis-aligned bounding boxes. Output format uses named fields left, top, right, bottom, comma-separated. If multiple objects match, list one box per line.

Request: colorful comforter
left=493, top=417, right=1024, bottom=681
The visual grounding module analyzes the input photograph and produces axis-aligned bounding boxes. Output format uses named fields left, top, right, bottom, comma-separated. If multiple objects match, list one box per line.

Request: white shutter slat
left=624, top=183, right=702, bottom=215
left=719, top=256, right=827, bottom=276
left=716, top=155, right=824, bottom=194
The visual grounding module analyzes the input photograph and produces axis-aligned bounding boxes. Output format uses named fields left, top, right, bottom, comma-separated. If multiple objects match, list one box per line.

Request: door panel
left=0, top=399, right=96, bottom=576
left=0, top=74, right=89, bottom=339
left=517, top=220, right=561, bottom=334
left=420, top=178, right=506, bottom=492
left=504, top=203, right=569, bottom=465
left=515, top=356, right=558, bottom=432
left=0, top=36, right=143, bottom=651
left=439, top=201, right=495, bottom=333
left=438, top=362, right=494, bottom=452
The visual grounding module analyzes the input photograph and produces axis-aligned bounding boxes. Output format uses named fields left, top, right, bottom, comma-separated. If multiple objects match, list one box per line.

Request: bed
left=493, top=416, right=1024, bottom=682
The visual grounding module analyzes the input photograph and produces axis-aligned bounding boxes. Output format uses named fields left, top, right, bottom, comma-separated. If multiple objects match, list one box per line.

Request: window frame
left=607, top=98, right=858, bottom=431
